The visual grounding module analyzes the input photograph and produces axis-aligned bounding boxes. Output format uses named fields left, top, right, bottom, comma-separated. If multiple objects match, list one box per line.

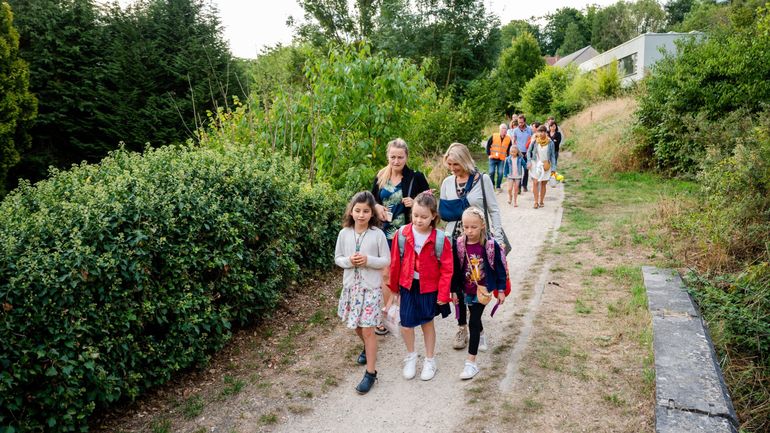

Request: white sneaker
left=403, top=352, right=418, bottom=380
left=460, top=361, right=479, bottom=380
left=478, top=332, right=488, bottom=352
left=420, top=357, right=437, bottom=381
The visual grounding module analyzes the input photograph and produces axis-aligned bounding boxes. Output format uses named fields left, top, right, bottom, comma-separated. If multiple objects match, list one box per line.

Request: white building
left=578, top=32, right=703, bottom=86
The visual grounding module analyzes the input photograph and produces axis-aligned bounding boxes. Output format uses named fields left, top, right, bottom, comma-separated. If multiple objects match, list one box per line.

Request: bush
left=596, top=59, right=620, bottom=99
left=635, top=11, right=770, bottom=174
left=0, top=146, right=343, bottom=432
left=405, top=94, right=482, bottom=156
left=519, top=65, right=575, bottom=121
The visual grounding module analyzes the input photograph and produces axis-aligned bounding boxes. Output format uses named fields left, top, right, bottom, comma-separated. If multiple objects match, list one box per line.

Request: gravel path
left=271, top=181, right=565, bottom=433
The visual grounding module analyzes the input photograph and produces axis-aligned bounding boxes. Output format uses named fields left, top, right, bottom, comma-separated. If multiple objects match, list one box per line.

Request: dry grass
left=561, top=97, right=644, bottom=173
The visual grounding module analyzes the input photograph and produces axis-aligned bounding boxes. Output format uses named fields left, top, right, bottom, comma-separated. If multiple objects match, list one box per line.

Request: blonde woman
left=439, top=142, right=504, bottom=350
left=370, top=138, right=430, bottom=334
left=526, top=125, right=557, bottom=208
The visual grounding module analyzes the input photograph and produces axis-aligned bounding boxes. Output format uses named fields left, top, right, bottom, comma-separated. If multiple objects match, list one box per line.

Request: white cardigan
left=334, top=227, right=391, bottom=289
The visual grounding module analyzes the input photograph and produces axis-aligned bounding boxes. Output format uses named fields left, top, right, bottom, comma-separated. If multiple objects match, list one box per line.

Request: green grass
left=575, top=298, right=592, bottom=315
left=182, top=395, right=205, bottom=419
left=259, top=413, right=278, bottom=425
left=150, top=419, right=172, bottom=433
left=220, top=375, right=246, bottom=397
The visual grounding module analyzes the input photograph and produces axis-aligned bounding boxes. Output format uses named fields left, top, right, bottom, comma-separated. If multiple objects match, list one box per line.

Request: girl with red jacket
left=388, top=192, right=453, bottom=381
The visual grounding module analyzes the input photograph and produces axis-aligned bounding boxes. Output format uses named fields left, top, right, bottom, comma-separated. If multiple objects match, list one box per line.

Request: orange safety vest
left=489, top=133, right=511, bottom=161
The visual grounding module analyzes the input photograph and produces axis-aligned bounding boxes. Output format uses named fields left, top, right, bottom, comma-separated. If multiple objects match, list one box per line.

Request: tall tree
left=294, top=0, right=381, bottom=45
left=500, top=19, right=542, bottom=52
left=0, top=1, right=36, bottom=194
left=630, top=0, right=666, bottom=34
left=493, top=32, right=545, bottom=113
left=7, top=0, right=108, bottom=185
left=591, top=1, right=636, bottom=51
left=664, top=0, right=696, bottom=28
left=373, top=0, right=499, bottom=94
left=557, top=21, right=589, bottom=55
left=542, top=7, right=590, bottom=55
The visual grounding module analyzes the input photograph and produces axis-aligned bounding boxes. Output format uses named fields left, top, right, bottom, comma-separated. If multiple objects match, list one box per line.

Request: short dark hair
left=518, top=114, right=526, bottom=121
left=342, top=191, right=381, bottom=228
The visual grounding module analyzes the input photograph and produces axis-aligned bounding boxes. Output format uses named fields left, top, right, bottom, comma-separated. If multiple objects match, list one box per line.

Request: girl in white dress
left=527, top=125, right=557, bottom=209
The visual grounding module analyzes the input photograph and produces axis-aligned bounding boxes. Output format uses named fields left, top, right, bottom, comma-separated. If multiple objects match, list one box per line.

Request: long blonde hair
left=377, top=138, right=409, bottom=188
left=443, top=142, right=476, bottom=175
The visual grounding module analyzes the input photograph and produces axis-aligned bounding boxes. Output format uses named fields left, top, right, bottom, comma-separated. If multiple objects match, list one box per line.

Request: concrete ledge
left=642, top=266, right=739, bottom=433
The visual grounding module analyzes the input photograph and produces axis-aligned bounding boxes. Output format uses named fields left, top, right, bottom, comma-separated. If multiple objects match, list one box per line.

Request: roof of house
left=553, top=46, right=599, bottom=68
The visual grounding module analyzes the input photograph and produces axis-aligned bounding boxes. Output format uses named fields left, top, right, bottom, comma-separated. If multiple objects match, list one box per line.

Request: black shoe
left=357, top=349, right=367, bottom=365
left=356, top=370, right=377, bottom=394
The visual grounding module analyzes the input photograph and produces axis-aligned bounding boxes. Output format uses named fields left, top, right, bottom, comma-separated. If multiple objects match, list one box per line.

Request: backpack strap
left=434, top=229, right=445, bottom=261
left=399, top=226, right=445, bottom=263
left=397, top=226, right=406, bottom=259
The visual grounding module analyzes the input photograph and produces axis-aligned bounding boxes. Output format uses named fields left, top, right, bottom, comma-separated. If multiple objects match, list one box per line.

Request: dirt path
left=266, top=183, right=565, bottom=433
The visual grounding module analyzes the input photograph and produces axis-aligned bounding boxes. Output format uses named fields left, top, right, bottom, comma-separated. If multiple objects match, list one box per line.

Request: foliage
left=405, top=95, right=482, bottom=156
left=557, top=22, right=588, bottom=56
left=491, top=32, right=545, bottom=114
left=6, top=0, right=244, bottom=188
left=542, top=7, right=591, bottom=56
left=596, top=59, right=621, bottom=98
left=0, top=145, right=343, bottom=432
left=634, top=10, right=770, bottom=173
left=686, top=266, right=770, bottom=432
left=0, top=2, right=36, bottom=196
left=293, top=0, right=380, bottom=45
left=591, top=1, right=636, bottom=52
left=499, top=19, right=542, bottom=52
left=373, top=0, right=500, bottom=94
left=665, top=0, right=696, bottom=28
left=519, top=66, right=574, bottom=120
left=554, top=71, right=599, bottom=119
left=200, top=44, right=457, bottom=191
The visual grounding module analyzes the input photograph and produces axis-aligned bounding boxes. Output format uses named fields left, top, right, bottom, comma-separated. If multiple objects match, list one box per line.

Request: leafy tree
left=373, top=0, right=500, bottom=94
left=675, top=0, right=730, bottom=32
left=629, top=0, right=666, bottom=34
left=492, top=32, right=545, bottom=113
left=294, top=0, right=381, bottom=45
left=591, top=1, right=635, bottom=52
left=557, top=21, right=589, bottom=55
left=542, top=7, right=590, bottom=56
left=500, top=19, right=542, bottom=52
left=0, top=2, right=36, bottom=195
left=664, top=0, right=696, bottom=28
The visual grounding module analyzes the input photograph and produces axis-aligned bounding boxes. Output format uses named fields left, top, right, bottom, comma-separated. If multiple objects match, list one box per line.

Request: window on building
left=618, top=53, right=637, bottom=77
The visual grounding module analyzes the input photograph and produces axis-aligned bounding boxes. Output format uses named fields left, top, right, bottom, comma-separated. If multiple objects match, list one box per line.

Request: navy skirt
left=400, top=280, right=438, bottom=328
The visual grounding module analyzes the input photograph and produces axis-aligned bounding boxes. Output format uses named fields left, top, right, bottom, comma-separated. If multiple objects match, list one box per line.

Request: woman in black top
left=548, top=122, right=562, bottom=168
left=370, top=138, right=430, bottom=334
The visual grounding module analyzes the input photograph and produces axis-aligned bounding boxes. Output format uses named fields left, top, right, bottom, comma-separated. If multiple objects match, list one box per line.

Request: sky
left=108, top=0, right=622, bottom=59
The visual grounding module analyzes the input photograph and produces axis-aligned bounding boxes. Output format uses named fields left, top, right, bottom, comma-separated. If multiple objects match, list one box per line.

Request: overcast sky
left=108, top=0, right=622, bottom=58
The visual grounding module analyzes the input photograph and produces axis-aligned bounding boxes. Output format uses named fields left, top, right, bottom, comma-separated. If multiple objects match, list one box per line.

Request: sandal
left=374, top=325, right=389, bottom=336
left=539, top=202, right=544, bottom=207
left=533, top=202, right=539, bottom=209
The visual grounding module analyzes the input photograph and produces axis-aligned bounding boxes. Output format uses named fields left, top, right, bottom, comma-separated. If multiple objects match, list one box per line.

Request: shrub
left=596, top=59, right=620, bottom=99
left=635, top=11, right=770, bottom=174
left=0, top=146, right=343, bottom=432
left=519, top=65, right=575, bottom=121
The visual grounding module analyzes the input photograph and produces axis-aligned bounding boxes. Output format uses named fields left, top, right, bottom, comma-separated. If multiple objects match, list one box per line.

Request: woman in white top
left=526, top=125, right=557, bottom=209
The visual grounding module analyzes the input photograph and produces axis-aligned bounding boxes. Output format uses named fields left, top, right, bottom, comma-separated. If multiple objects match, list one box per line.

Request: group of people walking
left=334, top=129, right=534, bottom=394
left=488, top=115, right=562, bottom=208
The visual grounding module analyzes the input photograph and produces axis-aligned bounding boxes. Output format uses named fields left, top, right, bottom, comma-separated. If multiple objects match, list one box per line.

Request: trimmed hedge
left=0, top=146, right=343, bottom=432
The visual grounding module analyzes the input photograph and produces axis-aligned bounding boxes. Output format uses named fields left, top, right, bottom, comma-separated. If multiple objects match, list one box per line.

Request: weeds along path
left=266, top=182, right=565, bottom=433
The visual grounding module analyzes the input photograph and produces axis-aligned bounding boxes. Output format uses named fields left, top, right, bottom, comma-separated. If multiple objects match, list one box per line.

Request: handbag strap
left=479, top=172, right=491, bottom=230
left=406, top=175, right=415, bottom=198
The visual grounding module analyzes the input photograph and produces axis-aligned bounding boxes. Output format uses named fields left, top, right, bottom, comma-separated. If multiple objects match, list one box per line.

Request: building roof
left=553, top=46, right=599, bottom=68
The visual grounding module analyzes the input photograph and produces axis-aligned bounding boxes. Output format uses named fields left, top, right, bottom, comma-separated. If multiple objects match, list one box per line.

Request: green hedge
left=0, top=146, right=343, bottom=432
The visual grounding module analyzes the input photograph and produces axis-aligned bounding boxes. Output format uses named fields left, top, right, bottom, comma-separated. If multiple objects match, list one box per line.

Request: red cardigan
left=389, top=224, right=453, bottom=304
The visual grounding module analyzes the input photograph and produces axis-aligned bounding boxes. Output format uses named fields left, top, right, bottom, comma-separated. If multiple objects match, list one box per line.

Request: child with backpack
left=388, top=191, right=453, bottom=381
left=451, top=206, right=508, bottom=379
left=335, top=191, right=391, bottom=394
